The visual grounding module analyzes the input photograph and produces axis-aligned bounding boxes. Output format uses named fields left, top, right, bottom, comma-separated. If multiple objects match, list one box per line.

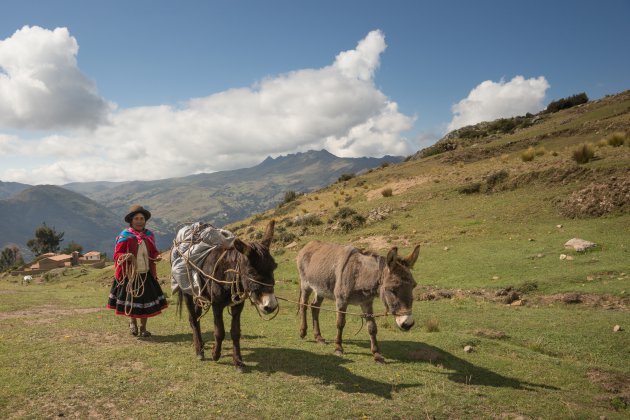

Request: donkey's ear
left=262, top=219, right=275, bottom=248
left=403, top=245, right=420, bottom=268
left=386, top=247, right=399, bottom=269
left=233, top=238, right=253, bottom=257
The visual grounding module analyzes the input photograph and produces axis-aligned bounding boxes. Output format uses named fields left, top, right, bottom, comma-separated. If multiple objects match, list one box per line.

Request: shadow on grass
left=246, top=347, right=420, bottom=399
left=344, top=339, right=559, bottom=391
left=151, top=332, right=265, bottom=344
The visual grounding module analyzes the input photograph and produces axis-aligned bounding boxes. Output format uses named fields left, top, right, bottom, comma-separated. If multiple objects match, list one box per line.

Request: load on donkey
left=171, top=220, right=278, bottom=371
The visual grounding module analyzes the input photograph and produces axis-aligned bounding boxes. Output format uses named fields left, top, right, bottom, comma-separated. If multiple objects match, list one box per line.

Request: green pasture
left=1, top=251, right=628, bottom=419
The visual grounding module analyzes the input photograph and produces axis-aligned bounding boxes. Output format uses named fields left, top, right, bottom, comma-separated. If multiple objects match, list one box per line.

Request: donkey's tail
left=175, top=289, right=183, bottom=318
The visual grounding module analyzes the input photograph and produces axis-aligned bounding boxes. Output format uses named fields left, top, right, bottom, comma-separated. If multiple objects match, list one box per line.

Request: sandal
left=139, top=330, right=152, bottom=338
left=129, top=322, right=138, bottom=336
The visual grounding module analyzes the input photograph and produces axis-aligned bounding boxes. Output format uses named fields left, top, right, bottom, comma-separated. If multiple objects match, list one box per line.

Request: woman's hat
left=125, top=205, right=152, bottom=223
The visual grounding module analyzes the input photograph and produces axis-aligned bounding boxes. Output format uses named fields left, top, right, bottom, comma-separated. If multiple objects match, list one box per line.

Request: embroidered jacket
left=114, top=228, right=160, bottom=281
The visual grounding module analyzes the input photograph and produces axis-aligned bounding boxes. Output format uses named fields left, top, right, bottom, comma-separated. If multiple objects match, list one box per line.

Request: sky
left=1, top=0, right=628, bottom=185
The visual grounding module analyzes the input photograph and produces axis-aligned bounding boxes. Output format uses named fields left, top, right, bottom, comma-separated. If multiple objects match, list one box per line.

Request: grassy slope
left=1, top=91, right=629, bottom=419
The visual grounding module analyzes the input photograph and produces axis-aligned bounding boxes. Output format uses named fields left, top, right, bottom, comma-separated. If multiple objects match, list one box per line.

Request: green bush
left=334, top=207, right=357, bottom=219
left=337, top=173, right=355, bottom=182
left=458, top=183, right=481, bottom=194
left=572, top=143, right=595, bottom=164
left=381, top=187, right=393, bottom=197
left=485, top=170, right=509, bottom=189
left=279, top=190, right=300, bottom=207
left=293, top=214, right=323, bottom=226
left=545, top=92, right=588, bottom=113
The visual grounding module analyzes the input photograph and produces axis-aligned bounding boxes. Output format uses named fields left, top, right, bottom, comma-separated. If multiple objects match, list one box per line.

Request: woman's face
left=131, top=213, right=146, bottom=231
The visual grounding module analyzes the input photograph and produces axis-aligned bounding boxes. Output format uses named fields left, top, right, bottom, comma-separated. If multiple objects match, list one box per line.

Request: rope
left=116, top=253, right=149, bottom=316
left=171, top=224, right=260, bottom=320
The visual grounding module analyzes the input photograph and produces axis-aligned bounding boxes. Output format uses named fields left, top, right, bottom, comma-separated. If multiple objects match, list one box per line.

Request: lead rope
left=116, top=253, right=148, bottom=316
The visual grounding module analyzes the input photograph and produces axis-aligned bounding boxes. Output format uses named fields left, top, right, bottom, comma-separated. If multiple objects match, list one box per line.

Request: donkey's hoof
left=197, top=352, right=205, bottom=361
left=315, top=336, right=326, bottom=345
left=334, top=349, right=344, bottom=357
left=374, top=355, right=386, bottom=364
left=299, top=330, right=307, bottom=339
left=235, top=363, right=245, bottom=373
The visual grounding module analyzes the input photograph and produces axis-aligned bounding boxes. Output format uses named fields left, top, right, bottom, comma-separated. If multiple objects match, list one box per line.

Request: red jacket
left=114, top=228, right=160, bottom=281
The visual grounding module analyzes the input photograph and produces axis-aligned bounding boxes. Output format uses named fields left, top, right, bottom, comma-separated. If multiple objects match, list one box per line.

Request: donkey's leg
left=311, top=294, right=326, bottom=344
left=211, top=304, right=226, bottom=362
left=184, top=294, right=205, bottom=360
left=230, top=302, right=245, bottom=372
left=334, top=300, right=348, bottom=356
left=299, top=286, right=312, bottom=339
left=361, top=301, right=384, bottom=363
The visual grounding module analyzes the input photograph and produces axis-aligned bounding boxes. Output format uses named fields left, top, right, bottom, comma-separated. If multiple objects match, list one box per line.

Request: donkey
left=177, top=220, right=278, bottom=371
left=297, top=240, right=420, bottom=363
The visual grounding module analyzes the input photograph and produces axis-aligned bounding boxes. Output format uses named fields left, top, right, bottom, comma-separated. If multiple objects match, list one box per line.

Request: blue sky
left=1, top=0, right=629, bottom=184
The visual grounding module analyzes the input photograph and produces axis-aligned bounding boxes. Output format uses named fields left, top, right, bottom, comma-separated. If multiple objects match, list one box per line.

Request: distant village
left=10, top=250, right=105, bottom=277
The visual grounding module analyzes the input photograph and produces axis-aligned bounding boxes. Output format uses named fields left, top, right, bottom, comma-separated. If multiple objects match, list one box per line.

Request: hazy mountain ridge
left=0, top=181, right=31, bottom=200
left=1, top=150, right=402, bottom=255
left=63, top=149, right=403, bottom=229
left=0, top=185, right=125, bottom=255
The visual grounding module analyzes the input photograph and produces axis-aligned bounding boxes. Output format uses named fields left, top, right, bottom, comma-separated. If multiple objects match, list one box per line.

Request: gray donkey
left=297, top=240, right=420, bottom=363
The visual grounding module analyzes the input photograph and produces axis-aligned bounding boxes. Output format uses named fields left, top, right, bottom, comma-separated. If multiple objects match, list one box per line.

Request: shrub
left=335, top=207, right=357, bottom=219
left=380, top=162, right=390, bottom=169
left=333, top=200, right=339, bottom=207
left=572, top=143, right=595, bottom=164
left=381, top=187, right=393, bottom=197
left=535, top=147, right=546, bottom=156
left=391, top=223, right=399, bottom=230
left=545, top=92, right=588, bottom=113
left=485, top=170, right=509, bottom=189
left=337, top=173, right=355, bottom=183
left=458, top=183, right=481, bottom=194
left=607, top=132, right=626, bottom=147
left=276, top=231, right=297, bottom=244
left=521, top=147, right=536, bottom=162
left=293, top=213, right=323, bottom=226
left=279, top=190, right=300, bottom=207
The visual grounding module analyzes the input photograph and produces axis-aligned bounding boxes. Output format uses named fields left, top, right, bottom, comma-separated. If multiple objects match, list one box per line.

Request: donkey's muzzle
left=259, top=293, right=278, bottom=314
left=395, top=314, right=415, bottom=331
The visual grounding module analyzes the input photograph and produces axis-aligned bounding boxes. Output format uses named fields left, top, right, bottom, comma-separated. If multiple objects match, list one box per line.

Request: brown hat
left=124, top=205, right=151, bottom=223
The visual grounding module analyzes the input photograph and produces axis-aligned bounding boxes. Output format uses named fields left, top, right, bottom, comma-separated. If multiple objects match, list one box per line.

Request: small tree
left=26, top=223, right=65, bottom=256
left=0, top=245, right=23, bottom=271
left=62, top=241, right=83, bottom=255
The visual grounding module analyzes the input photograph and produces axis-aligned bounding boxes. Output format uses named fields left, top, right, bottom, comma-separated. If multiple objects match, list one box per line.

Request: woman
left=107, top=204, right=168, bottom=337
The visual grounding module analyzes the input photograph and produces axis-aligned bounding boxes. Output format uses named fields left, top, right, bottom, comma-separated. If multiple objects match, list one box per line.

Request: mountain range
left=1, top=150, right=402, bottom=255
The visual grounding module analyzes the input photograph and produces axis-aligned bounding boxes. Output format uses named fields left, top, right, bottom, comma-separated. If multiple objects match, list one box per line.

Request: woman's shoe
left=129, top=323, right=138, bottom=336
left=139, top=329, right=152, bottom=338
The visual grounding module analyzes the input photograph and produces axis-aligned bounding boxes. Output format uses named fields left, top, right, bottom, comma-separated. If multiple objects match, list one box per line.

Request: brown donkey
left=297, top=240, right=420, bottom=363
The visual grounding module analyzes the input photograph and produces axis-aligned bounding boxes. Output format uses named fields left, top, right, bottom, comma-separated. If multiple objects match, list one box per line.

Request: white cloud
left=0, top=29, right=416, bottom=184
left=0, top=26, right=110, bottom=130
left=447, top=76, right=550, bottom=132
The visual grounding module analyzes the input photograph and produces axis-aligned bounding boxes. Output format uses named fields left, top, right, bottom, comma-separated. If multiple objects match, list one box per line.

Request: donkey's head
left=380, top=245, right=420, bottom=331
left=233, top=220, right=278, bottom=315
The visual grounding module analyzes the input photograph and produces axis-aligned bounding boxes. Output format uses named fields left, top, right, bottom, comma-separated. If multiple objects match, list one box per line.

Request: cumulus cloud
left=447, top=76, right=550, bottom=132
left=0, top=26, right=110, bottom=129
left=0, top=29, right=416, bottom=184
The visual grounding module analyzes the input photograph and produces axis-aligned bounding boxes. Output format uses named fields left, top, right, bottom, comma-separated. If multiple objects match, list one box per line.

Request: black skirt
left=107, top=272, right=168, bottom=318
